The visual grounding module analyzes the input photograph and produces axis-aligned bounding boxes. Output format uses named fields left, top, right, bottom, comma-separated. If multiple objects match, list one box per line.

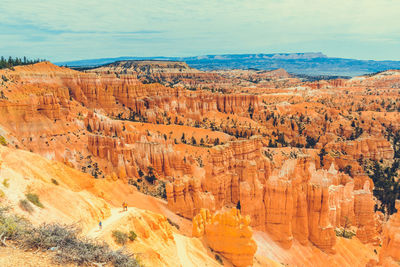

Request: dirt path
left=86, top=207, right=195, bottom=267
left=174, top=233, right=196, bottom=267
left=86, top=207, right=136, bottom=238
left=0, top=246, right=75, bottom=267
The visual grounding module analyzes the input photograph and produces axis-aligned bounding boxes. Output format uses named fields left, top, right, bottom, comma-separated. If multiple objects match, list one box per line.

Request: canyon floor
left=0, top=61, right=400, bottom=266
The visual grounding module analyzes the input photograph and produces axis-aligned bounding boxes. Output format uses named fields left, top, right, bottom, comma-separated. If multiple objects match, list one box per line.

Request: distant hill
left=56, top=53, right=400, bottom=77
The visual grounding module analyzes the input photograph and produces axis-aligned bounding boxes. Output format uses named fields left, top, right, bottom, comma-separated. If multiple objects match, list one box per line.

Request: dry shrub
left=0, top=206, right=140, bottom=266
left=112, top=230, right=128, bottom=246
left=26, top=193, right=44, bottom=208
left=19, top=199, right=34, bottom=213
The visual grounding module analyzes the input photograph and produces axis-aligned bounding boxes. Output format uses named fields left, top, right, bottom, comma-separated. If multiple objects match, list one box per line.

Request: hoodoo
left=0, top=57, right=399, bottom=266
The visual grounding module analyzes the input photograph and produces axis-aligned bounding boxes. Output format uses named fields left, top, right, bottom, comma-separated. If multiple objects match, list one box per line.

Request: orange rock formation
left=193, top=208, right=257, bottom=267
left=379, top=200, right=400, bottom=266
left=1, top=61, right=400, bottom=266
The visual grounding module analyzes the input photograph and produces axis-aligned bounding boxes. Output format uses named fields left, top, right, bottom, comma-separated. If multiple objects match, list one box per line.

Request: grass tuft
left=2, top=179, right=9, bottom=188
left=112, top=230, right=128, bottom=246
left=0, top=136, right=7, bottom=146
left=128, top=231, right=137, bottom=242
left=25, top=193, right=44, bottom=208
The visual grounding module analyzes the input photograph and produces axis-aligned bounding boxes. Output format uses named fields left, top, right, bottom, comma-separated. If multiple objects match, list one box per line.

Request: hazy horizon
left=1, top=0, right=399, bottom=62
left=53, top=52, right=400, bottom=65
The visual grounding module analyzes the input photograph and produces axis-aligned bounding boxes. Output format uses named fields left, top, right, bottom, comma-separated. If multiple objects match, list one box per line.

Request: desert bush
left=144, top=166, right=157, bottom=184
left=22, top=224, right=140, bottom=266
left=112, top=230, right=128, bottom=245
left=22, top=223, right=79, bottom=250
left=156, top=181, right=166, bottom=199
left=51, top=179, right=59, bottom=185
left=215, top=254, right=223, bottom=265
left=0, top=91, right=8, bottom=100
left=19, top=199, right=34, bottom=213
left=334, top=228, right=356, bottom=239
left=0, top=189, right=4, bottom=198
left=0, top=136, right=7, bottom=146
left=2, top=179, right=9, bottom=188
left=145, top=175, right=156, bottom=184
left=167, top=218, right=180, bottom=230
left=343, top=229, right=356, bottom=239
left=0, top=207, right=29, bottom=241
left=128, top=231, right=137, bottom=241
left=26, top=193, right=44, bottom=208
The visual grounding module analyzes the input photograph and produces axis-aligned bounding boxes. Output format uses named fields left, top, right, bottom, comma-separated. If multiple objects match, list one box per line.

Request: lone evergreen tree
left=236, top=201, right=241, bottom=211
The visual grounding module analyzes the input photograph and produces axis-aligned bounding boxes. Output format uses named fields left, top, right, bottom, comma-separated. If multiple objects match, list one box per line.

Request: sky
left=1, top=0, right=399, bottom=62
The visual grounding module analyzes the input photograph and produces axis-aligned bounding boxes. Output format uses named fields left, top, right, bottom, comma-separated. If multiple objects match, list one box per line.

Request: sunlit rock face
left=193, top=208, right=257, bottom=267
left=1, top=61, right=399, bottom=264
left=166, top=137, right=381, bottom=252
left=379, top=201, right=400, bottom=266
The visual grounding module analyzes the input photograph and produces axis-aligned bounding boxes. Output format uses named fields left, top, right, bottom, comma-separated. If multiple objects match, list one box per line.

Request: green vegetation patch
left=2, top=179, right=10, bottom=188
left=112, top=230, right=128, bottom=245
left=0, top=136, right=7, bottom=146
left=25, top=193, right=44, bottom=208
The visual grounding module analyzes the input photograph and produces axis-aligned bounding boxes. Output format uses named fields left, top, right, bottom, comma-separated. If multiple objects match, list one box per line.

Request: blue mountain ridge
left=55, top=53, right=400, bottom=77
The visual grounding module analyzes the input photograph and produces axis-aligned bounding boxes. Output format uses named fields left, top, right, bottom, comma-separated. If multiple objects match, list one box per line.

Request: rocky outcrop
left=307, top=79, right=347, bottom=89
left=166, top=177, right=215, bottom=218
left=88, top=60, right=237, bottom=89
left=307, top=182, right=336, bottom=252
left=166, top=138, right=381, bottom=253
left=90, top=60, right=201, bottom=77
left=325, top=138, right=394, bottom=161
left=379, top=201, right=400, bottom=265
left=353, top=182, right=380, bottom=244
left=87, top=133, right=192, bottom=179
left=192, top=208, right=257, bottom=267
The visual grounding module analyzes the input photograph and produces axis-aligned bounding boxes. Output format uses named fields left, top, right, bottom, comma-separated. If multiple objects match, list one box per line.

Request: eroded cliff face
left=0, top=145, right=111, bottom=232
left=88, top=60, right=299, bottom=90
left=0, top=145, right=225, bottom=267
left=325, top=138, right=394, bottom=162
left=167, top=138, right=381, bottom=252
left=91, top=208, right=178, bottom=267
left=1, top=61, right=398, bottom=266
left=0, top=62, right=261, bottom=168
left=193, top=208, right=257, bottom=267
left=379, top=200, right=400, bottom=266
left=84, top=111, right=197, bottom=180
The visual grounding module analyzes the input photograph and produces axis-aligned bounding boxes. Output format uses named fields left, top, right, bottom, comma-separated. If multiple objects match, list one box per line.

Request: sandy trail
left=85, top=207, right=210, bottom=267
left=174, top=233, right=195, bottom=267
left=86, top=207, right=136, bottom=238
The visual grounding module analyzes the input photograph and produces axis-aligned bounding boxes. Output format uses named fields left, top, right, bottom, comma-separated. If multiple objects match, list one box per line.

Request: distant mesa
left=56, top=52, right=400, bottom=77
left=94, top=60, right=198, bottom=74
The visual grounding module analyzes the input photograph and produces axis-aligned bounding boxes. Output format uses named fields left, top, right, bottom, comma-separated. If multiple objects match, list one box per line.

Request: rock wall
left=166, top=177, right=215, bottom=218
left=192, top=208, right=257, bottom=267
left=325, top=138, right=394, bottom=161
left=167, top=138, right=380, bottom=252
left=379, top=201, right=400, bottom=265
